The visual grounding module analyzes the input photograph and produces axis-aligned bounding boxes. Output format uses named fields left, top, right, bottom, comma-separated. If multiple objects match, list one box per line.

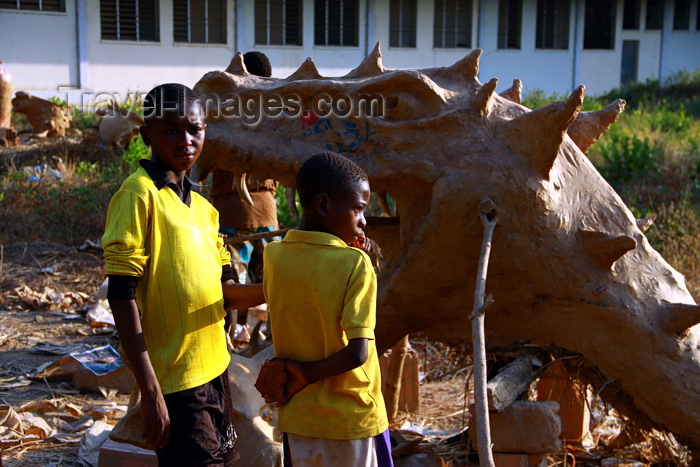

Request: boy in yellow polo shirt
left=260, top=151, right=393, bottom=466
left=102, top=83, right=264, bottom=465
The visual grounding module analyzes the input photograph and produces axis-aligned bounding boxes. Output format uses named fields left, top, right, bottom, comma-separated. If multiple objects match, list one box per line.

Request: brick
left=98, top=439, right=157, bottom=467
left=469, top=401, right=562, bottom=453
left=537, top=361, right=590, bottom=441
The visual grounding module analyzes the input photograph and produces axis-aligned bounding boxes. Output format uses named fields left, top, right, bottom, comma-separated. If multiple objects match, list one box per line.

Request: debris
left=14, top=284, right=88, bottom=311
left=108, top=403, right=153, bottom=450
left=77, top=420, right=113, bottom=467
left=99, top=438, right=157, bottom=466
left=85, top=299, right=114, bottom=326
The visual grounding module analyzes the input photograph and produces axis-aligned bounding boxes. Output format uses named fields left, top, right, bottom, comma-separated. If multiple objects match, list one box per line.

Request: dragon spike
left=636, top=214, right=657, bottom=233
left=579, top=229, right=636, bottom=269
left=661, top=301, right=700, bottom=334
left=502, top=85, right=584, bottom=177
left=472, top=78, right=498, bottom=116
left=449, top=48, right=482, bottom=80
left=568, top=99, right=626, bottom=153
left=500, top=79, right=522, bottom=104
left=288, top=57, right=324, bottom=81
left=344, top=42, right=386, bottom=78
left=225, top=52, right=248, bottom=75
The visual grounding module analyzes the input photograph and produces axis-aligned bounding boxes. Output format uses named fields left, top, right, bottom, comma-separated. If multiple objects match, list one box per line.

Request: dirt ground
left=0, top=243, right=692, bottom=466
left=0, top=243, right=475, bottom=466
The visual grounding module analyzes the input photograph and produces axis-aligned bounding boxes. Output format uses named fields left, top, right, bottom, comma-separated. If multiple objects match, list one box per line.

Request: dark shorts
left=156, top=369, right=239, bottom=466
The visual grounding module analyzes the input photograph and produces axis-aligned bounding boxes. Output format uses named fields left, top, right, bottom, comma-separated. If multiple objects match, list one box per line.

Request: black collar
left=139, top=159, right=195, bottom=206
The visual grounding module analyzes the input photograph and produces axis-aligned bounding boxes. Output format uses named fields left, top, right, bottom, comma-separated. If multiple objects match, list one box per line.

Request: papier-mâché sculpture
left=194, top=45, right=700, bottom=449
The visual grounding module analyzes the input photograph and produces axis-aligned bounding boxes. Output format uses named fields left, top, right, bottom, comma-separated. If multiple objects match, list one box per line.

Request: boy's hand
left=282, top=359, right=311, bottom=403
left=140, top=392, right=170, bottom=448
left=254, top=358, right=311, bottom=406
left=255, top=359, right=288, bottom=405
left=348, top=236, right=367, bottom=251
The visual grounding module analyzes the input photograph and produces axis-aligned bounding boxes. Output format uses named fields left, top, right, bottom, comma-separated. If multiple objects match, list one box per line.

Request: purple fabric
left=374, top=429, right=394, bottom=467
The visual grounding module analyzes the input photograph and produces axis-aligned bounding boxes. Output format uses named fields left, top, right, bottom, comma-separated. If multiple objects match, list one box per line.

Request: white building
left=1, top=0, right=699, bottom=106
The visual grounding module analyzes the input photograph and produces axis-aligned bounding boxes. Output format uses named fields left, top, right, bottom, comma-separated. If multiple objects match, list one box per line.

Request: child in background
left=260, top=151, right=393, bottom=466
left=102, top=83, right=264, bottom=465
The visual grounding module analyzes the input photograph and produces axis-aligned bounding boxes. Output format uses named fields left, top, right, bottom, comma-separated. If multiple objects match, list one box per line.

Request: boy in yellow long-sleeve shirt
left=102, top=83, right=264, bottom=465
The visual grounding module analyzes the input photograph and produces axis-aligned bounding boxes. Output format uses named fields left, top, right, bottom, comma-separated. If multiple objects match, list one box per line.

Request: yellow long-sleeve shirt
left=102, top=164, right=231, bottom=395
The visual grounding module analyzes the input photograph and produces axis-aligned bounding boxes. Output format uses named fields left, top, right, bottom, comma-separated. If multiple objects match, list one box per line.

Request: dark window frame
left=645, top=0, right=664, bottom=30
left=583, top=0, right=615, bottom=49
left=254, top=0, right=303, bottom=46
left=0, top=0, right=64, bottom=11
left=100, top=0, right=160, bottom=42
left=433, top=0, right=472, bottom=48
left=622, top=0, right=640, bottom=29
left=314, top=0, right=359, bottom=47
left=173, top=0, right=226, bottom=44
left=389, top=0, right=417, bottom=48
left=498, top=0, right=522, bottom=50
left=673, top=0, right=690, bottom=30
left=536, top=0, right=570, bottom=49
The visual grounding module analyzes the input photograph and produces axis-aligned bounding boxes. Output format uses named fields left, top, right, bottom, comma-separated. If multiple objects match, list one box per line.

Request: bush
left=598, top=134, right=662, bottom=183
left=121, top=135, right=150, bottom=172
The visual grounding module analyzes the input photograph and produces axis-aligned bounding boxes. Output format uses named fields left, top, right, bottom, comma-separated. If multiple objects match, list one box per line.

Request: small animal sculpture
left=11, top=91, right=72, bottom=138
left=96, top=102, right=145, bottom=148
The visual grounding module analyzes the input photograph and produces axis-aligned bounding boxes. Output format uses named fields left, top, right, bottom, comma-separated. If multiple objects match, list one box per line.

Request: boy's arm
left=222, top=280, right=266, bottom=310
left=264, top=338, right=369, bottom=405
left=109, top=298, right=170, bottom=448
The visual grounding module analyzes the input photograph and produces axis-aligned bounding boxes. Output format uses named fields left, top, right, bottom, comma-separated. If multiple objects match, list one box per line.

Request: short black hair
left=142, top=83, right=200, bottom=124
left=243, top=51, right=272, bottom=77
left=296, top=152, right=369, bottom=209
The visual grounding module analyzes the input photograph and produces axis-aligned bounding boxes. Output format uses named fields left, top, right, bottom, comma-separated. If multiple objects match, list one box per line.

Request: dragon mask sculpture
left=194, top=44, right=700, bottom=450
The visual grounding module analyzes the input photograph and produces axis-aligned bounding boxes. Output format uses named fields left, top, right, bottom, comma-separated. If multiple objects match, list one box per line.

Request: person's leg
left=156, top=371, right=239, bottom=466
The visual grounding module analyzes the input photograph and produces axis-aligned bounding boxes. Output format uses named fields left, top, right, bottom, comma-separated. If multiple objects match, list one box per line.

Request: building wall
left=84, top=0, right=238, bottom=101
left=1, top=0, right=698, bottom=104
left=0, top=4, right=78, bottom=92
left=661, top=1, right=700, bottom=80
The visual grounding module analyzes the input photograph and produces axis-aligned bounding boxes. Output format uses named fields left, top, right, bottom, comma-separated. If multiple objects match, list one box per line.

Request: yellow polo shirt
left=102, top=166, right=231, bottom=395
left=263, top=229, right=389, bottom=440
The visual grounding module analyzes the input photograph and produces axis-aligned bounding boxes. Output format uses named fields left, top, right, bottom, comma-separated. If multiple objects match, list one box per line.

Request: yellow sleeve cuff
left=345, top=327, right=375, bottom=340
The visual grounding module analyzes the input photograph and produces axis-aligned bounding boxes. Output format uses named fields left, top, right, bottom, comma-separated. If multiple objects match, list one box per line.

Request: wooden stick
left=224, top=228, right=291, bottom=245
left=471, top=196, right=498, bottom=467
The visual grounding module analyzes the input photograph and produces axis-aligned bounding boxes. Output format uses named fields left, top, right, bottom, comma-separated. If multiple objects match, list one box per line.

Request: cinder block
left=469, top=401, right=562, bottom=453
left=537, top=361, right=590, bottom=441
left=98, top=438, right=157, bottom=467
left=379, top=347, right=420, bottom=414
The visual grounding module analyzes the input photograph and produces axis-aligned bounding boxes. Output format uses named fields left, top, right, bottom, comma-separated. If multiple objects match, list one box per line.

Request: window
left=434, top=0, right=472, bottom=48
left=673, top=0, right=690, bottom=29
left=100, top=0, right=159, bottom=41
left=645, top=0, right=663, bottom=29
left=583, top=0, right=615, bottom=49
left=0, top=0, right=64, bottom=11
left=314, top=0, right=358, bottom=46
left=173, top=0, right=225, bottom=43
left=697, top=0, right=700, bottom=30
left=536, top=0, right=569, bottom=49
left=255, top=0, right=302, bottom=45
left=390, top=0, right=416, bottom=47
left=622, top=0, right=640, bottom=29
left=498, top=0, right=522, bottom=49
left=621, top=40, right=639, bottom=84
